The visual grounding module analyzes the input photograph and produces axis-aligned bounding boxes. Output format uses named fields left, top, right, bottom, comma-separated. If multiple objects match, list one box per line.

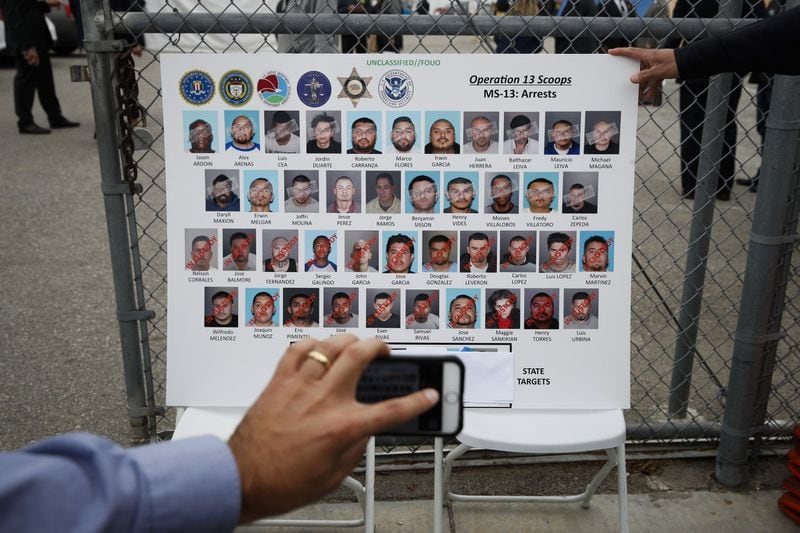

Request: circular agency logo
left=257, top=71, right=291, bottom=106
left=379, top=70, right=414, bottom=107
left=219, top=70, right=253, bottom=106
left=179, top=70, right=215, bottom=105
left=297, top=71, right=332, bottom=108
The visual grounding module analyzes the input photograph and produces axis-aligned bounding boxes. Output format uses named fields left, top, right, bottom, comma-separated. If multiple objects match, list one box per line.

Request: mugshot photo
left=539, top=231, right=577, bottom=273
left=303, top=231, right=339, bottom=272
left=544, top=111, right=581, bottom=156
left=462, top=111, right=500, bottom=155
left=205, top=170, right=241, bottom=212
left=221, top=228, right=257, bottom=271
left=346, top=111, right=383, bottom=154
left=459, top=231, right=498, bottom=273
left=282, top=288, right=320, bottom=328
left=343, top=230, right=380, bottom=272
left=306, top=111, right=342, bottom=154
left=502, top=112, right=539, bottom=155
left=245, top=288, right=280, bottom=328
left=446, top=290, right=480, bottom=329
left=326, top=171, right=362, bottom=214
left=183, top=110, right=218, bottom=153
left=385, top=111, right=421, bottom=154
left=365, top=171, right=402, bottom=214
left=443, top=172, right=480, bottom=214
left=405, top=171, right=441, bottom=214
left=498, top=231, right=537, bottom=272
left=484, top=288, right=521, bottom=329
left=283, top=170, right=320, bottom=213
left=485, top=172, right=519, bottom=214
left=523, top=172, right=559, bottom=215
left=365, top=288, right=402, bottom=329
left=204, top=286, right=239, bottom=328
left=421, top=231, right=458, bottom=273
left=562, top=171, right=599, bottom=214
left=185, top=228, right=219, bottom=271
left=563, top=288, right=600, bottom=329
left=381, top=231, right=419, bottom=274
left=424, top=111, right=461, bottom=154
left=244, top=170, right=278, bottom=213
left=262, top=229, right=299, bottom=272
left=405, top=289, right=441, bottom=329
left=579, top=231, right=615, bottom=273
left=322, top=288, right=360, bottom=328
left=223, top=110, right=260, bottom=153
left=524, top=288, right=560, bottom=330
left=263, top=110, right=301, bottom=154
left=584, top=111, right=621, bottom=155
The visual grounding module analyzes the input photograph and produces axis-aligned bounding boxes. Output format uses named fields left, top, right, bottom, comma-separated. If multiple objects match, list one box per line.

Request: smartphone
left=356, top=356, right=464, bottom=436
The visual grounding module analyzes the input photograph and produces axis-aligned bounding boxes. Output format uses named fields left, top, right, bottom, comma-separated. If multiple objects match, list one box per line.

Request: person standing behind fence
left=375, top=0, right=404, bottom=52
left=277, top=0, right=338, bottom=53
left=596, top=0, right=636, bottom=52
left=494, top=0, right=542, bottom=54
left=2, top=0, right=80, bottom=135
left=338, top=0, right=372, bottom=53
left=542, top=0, right=597, bottom=54
left=670, top=0, right=758, bottom=201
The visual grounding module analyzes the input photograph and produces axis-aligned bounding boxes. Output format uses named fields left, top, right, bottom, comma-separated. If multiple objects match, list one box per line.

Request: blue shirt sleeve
left=0, top=432, right=241, bottom=533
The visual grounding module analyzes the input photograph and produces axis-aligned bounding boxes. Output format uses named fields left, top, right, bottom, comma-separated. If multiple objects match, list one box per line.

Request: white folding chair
left=173, top=407, right=376, bottom=530
left=435, top=408, right=628, bottom=533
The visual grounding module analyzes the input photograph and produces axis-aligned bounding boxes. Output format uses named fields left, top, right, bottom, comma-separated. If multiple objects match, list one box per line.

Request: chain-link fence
left=79, top=0, right=799, bottom=486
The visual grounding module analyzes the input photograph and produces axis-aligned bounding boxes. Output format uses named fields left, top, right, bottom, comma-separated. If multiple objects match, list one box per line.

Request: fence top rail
left=112, top=13, right=758, bottom=40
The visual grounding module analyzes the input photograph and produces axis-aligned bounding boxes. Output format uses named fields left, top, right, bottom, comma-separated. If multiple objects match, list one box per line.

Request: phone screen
left=356, top=357, right=462, bottom=435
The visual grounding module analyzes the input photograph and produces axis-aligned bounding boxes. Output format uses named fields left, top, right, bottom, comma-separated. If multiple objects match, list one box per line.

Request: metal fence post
left=667, top=2, right=744, bottom=418
left=716, top=70, right=800, bottom=487
left=81, top=0, right=151, bottom=444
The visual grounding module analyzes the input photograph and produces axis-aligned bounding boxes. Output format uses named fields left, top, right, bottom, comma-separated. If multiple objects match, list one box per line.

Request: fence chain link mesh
left=100, top=0, right=799, bottom=460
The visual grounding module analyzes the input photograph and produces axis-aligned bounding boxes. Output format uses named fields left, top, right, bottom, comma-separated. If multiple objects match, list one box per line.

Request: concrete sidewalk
left=240, top=490, right=794, bottom=532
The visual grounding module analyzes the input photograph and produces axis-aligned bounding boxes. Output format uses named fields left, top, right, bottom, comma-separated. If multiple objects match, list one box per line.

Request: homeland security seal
left=220, top=70, right=253, bottom=106
left=337, top=68, right=372, bottom=107
left=297, top=71, right=332, bottom=108
left=180, top=70, right=214, bottom=106
left=379, top=70, right=413, bottom=107
left=257, top=72, right=291, bottom=106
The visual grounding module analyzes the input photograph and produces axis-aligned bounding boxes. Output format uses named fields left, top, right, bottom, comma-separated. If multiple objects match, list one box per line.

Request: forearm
left=676, top=7, right=800, bottom=78
left=0, top=433, right=240, bottom=533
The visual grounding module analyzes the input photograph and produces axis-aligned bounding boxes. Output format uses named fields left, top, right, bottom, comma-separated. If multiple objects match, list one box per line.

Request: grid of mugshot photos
left=185, top=229, right=615, bottom=275
left=185, top=109, right=621, bottom=157
left=202, top=286, right=601, bottom=330
left=202, top=169, right=603, bottom=216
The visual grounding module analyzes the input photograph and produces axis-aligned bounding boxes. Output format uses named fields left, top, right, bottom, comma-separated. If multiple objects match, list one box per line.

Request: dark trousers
left=678, top=75, right=743, bottom=193
left=14, top=45, right=62, bottom=128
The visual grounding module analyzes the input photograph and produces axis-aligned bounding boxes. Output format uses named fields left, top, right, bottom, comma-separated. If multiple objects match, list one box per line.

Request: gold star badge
left=337, top=68, right=372, bottom=107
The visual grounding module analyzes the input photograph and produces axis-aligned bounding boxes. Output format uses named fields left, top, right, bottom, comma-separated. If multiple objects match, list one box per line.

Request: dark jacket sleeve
left=675, top=6, right=800, bottom=78
left=2, top=0, right=51, bottom=52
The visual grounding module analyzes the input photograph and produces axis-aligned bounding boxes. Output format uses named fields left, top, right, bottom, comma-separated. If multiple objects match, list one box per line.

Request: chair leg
left=434, top=437, right=443, bottom=533
left=442, top=443, right=471, bottom=503
left=581, top=448, right=618, bottom=509
left=616, top=442, right=629, bottom=533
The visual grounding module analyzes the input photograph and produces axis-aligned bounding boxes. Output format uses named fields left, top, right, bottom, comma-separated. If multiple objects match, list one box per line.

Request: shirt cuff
left=128, top=436, right=241, bottom=533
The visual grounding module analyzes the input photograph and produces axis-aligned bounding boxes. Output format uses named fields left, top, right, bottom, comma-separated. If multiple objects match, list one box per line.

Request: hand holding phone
left=356, top=356, right=464, bottom=436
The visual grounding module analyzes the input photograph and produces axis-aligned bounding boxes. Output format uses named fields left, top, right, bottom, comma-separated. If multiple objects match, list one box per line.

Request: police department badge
left=220, top=70, right=253, bottom=106
left=257, top=72, right=291, bottom=106
left=337, top=68, right=372, bottom=107
left=379, top=70, right=413, bottom=107
left=180, top=70, right=214, bottom=106
left=297, top=71, right=332, bottom=108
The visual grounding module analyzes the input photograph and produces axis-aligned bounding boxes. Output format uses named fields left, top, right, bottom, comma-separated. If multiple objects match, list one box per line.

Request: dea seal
left=337, top=68, right=372, bottom=107
left=220, top=70, right=253, bottom=106
left=257, top=72, right=291, bottom=106
left=180, top=70, right=215, bottom=106
left=379, top=70, right=413, bottom=107
left=297, top=71, right=332, bottom=108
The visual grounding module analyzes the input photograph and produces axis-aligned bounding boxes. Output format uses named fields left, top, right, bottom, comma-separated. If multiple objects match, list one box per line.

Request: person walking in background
left=494, top=0, right=542, bottom=54
left=542, top=0, right=597, bottom=54
left=2, top=0, right=80, bottom=134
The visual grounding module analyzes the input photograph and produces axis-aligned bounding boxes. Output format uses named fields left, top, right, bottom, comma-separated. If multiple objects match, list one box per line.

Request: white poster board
left=162, top=53, right=637, bottom=409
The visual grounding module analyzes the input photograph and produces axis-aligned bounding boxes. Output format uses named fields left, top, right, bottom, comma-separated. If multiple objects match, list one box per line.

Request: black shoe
left=681, top=189, right=695, bottom=200
left=49, top=116, right=80, bottom=129
left=736, top=177, right=758, bottom=192
left=716, top=189, right=731, bottom=201
left=19, top=122, right=51, bottom=134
